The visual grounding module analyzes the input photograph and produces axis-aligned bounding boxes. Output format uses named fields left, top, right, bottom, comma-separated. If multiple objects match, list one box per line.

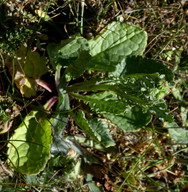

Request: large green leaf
left=69, top=73, right=170, bottom=109
left=71, top=110, right=115, bottom=147
left=47, top=37, right=90, bottom=69
left=71, top=94, right=151, bottom=132
left=110, top=56, right=173, bottom=82
left=70, top=73, right=171, bottom=132
left=87, top=22, right=147, bottom=71
left=7, top=111, right=52, bottom=175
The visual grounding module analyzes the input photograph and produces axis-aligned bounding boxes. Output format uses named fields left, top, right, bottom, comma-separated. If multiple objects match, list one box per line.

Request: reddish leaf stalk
left=35, top=79, right=52, bottom=92
left=44, top=96, right=58, bottom=111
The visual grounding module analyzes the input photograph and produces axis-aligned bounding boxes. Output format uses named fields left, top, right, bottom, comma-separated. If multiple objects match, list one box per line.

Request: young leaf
left=7, top=111, right=52, bottom=175
left=87, top=22, right=147, bottom=71
left=17, top=46, right=47, bottom=79
left=17, top=76, right=37, bottom=97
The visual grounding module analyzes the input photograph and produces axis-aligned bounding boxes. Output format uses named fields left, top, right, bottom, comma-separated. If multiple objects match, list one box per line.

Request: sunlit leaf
left=7, top=111, right=52, bottom=175
left=87, top=22, right=147, bottom=71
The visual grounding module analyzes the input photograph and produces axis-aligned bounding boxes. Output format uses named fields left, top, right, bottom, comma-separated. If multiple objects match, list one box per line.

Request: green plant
left=7, top=22, right=184, bottom=186
left=49, top=21, right=173, bottom=145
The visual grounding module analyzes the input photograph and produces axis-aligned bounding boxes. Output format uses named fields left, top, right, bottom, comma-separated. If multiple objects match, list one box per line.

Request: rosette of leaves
left=7, top=21, right=175, bottom=176
left=48, top=21, right=174, bottom=152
